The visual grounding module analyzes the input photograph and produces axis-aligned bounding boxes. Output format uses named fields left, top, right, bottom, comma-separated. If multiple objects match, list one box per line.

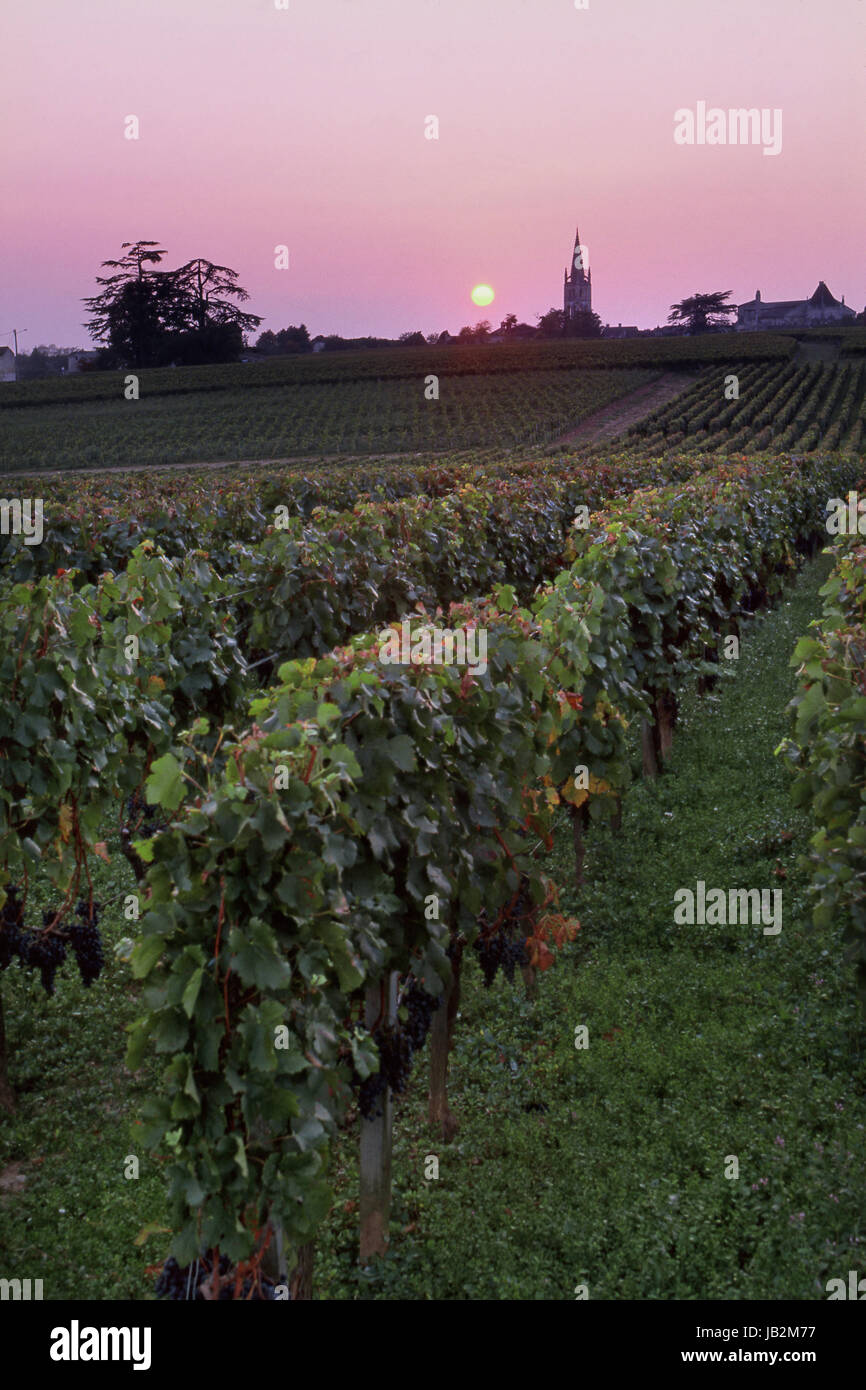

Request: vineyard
left=0, top=331, right=797, bottom=411
left=4, top=334, right=865, bottom=476
left=2, top=432, right=865, bottom=1299
left=0, top=368, right=659, bottom=472
left=613, top=360, right=866, bottom=455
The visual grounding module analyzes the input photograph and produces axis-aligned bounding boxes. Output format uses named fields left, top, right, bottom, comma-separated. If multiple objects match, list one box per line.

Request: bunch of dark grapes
left=474, top=884, right=531, bottom=988
left=0, top=884, right=25, bottom=970
left=356, top=979, right=442, bottom=1120
left=402, top=977, right=439, bottom=1051
left=358, top=1023, right=412, bottom=1119
left=154, top=1251, right=277, bottom=1300
left=476, top=924, right=506, bottom=987
left=154, top=1252, right=230, bottom=1300
left=126, top=789, right=168, bottom=839
left=68, top=899, right=104, bottom=987
left=500, top=935, right=528, bottom=984
left=19, top=912, right=69, bottom=995
left=154, top=1255, right=195, bottom=1300
left=0, top=889, right=106, bottom=995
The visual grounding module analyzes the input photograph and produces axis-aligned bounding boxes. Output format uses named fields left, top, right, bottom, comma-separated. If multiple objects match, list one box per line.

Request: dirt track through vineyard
left=543, top=370, right=696, bottom=448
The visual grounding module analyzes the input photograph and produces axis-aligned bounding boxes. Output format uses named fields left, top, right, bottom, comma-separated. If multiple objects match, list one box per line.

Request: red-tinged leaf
left=93, top=841, right=111, bottom=863
left=459, top=668, right=476, bottom=700
left=536, top=942, right=555, bottom=972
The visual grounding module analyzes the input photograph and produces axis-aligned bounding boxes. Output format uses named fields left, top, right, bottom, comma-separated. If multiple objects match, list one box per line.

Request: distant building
left=311, top=336, right=326, bottom=353
left=736, top=281, right=856, bottom=331
left=66, top=350, right=99, bottom=373
left=603, top=324, right=639, bottom=339
left=564, top=224, right=592, bottom=321
left=0, top=347, right=16, bottom=382
left=487, top=323, right=537, bottom=344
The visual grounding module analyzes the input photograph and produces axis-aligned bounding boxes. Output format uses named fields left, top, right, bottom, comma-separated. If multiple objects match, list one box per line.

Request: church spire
left=571, top=226, right=588, bottom=279
left=564, top=220, right=592, bottom=319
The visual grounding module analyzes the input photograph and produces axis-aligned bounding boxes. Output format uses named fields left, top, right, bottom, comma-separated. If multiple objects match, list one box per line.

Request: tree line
left=47, top=253, right=831, bottom=379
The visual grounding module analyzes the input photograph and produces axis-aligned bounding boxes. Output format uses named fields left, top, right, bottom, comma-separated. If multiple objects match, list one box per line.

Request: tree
left=172, top=259, right=261, bottom=337
left=668, top=291, right=737, bottom=335
left=277, top=324, right=310, bottom=354
left=500, top=314, right=518, bottom=337
left=565, top=309, right=603, bottom=340
left=83, top=243, right=261, bottom=367
left=17, top=349, right=54, bottom=381
left=255, top=325, right=312, bottom=356
left=255, top=330, right=279, bottom=355
left=536, top=308, right=566, bottom=338
left=82, top=241, right=173, bottom=368
left=457, top=321, right=491, bottom=343
left=167, top=322, right=244, bottom=366
left=398, top=331, right=426, bottom=346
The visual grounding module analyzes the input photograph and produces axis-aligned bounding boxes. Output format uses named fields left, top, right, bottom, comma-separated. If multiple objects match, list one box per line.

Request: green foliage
left=5, top=556, right=863, bottom=1301
left=2, top=441, right=863, bottom=1280
left=0, top=544, right=246, bottom=902
left=779, top=528, right=866, bottom=1007
left=315, top=557, right=866, bottom=1298
left=123, top=449, right=862, bottom=1265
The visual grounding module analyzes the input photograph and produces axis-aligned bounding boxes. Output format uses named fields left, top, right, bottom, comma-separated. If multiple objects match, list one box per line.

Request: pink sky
left=2, top=0, right=864, bottom=349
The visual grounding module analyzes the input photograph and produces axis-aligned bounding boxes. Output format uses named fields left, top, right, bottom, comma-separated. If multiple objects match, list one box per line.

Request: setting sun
left=471, top=284, right=494, bottom=307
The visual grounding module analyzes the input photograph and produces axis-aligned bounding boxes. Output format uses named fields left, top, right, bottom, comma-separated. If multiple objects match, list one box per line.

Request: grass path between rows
left=544, top=369, right=695, bottom=450
left=317, top=550, right=866, bottom=1299
left=1, top=551, right=864, bottom=1301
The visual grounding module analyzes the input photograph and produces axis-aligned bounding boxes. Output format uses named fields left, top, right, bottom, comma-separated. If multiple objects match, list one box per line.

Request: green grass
left=2, top=550, right=863, bottom=1301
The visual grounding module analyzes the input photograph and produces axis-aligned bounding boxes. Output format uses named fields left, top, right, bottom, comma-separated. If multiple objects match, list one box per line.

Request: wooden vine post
left=0, top=986, right=16, bottom=1114
left=641, top=716, right=659, bottom=778
left=428, top=944, right=462, bottom=1142
left=260, top=1214, right=313, bottom=1300
left=655, top=691, right=677, bottom=764
left=569, top=801, right=588, bottom=888
left=288, top=1242, right=314, bottom=1301
left=359, top=971, right=399, bottom=1263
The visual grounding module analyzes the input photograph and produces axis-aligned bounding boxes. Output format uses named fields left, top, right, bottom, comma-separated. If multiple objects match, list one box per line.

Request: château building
left=736, top=281, right=856, bottom=331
